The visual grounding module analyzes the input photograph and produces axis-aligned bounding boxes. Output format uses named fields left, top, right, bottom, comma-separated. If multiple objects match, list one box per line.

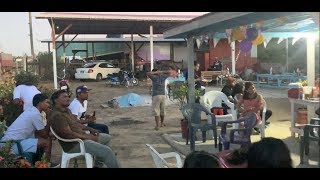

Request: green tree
left=37, top=52, right=65, bottom=80
left=258, top=38, right=319, bottom=75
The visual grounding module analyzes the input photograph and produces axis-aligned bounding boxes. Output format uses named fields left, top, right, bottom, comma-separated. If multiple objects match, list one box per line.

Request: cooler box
left=288, top=83, right=302, bottom=99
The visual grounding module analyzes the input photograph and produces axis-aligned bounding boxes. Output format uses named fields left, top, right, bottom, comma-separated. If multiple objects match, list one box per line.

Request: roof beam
left=164, top=12, right=253, bottom=39
left=164, top=12, right=304, bottom=39
left=212, top=32, right=319, bottom=39
left=55, top=24, right=73, bottom=41
left=65, top=34, right=78, bottom=48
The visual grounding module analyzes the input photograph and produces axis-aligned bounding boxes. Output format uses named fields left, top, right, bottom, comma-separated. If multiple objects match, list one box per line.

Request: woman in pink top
left=237, top=82, right=265, bottom=127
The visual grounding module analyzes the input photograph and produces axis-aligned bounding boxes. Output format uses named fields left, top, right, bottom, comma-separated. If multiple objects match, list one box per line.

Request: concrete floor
left=160, top=86, right=319, bottom=168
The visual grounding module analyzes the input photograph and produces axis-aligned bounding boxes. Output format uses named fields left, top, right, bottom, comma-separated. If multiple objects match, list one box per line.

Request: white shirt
left=13, top=85, right=41, bottom=111
left=68, top=98, right=87, bottom=119
left=1, top=106, right=45, bottom=141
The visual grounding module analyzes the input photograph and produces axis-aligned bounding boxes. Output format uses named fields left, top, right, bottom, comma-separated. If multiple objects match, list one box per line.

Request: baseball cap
left=76, top=85, right=92, bottom=94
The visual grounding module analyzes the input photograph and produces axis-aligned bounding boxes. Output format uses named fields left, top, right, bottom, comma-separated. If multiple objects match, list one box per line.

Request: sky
left=0, top=12, right=51, bottom=56
left=0, top=12, right=208, bottom=57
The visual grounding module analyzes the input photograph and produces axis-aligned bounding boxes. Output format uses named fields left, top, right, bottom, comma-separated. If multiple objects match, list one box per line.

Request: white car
left=75, top=62, right=120, bottom=81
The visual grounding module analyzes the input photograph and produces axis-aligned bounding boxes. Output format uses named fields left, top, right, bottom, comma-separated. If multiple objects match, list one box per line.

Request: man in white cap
left=68, top=85, right=109, bottom=134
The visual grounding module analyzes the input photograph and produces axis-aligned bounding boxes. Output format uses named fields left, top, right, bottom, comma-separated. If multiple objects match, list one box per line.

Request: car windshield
left=83, top=63, right=96, bottom=68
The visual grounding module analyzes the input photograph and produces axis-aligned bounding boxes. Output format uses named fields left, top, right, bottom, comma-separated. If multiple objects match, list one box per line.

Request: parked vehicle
left=106, top=70, right=139, bottom=88
left=75, top=62, right=120, bottom=81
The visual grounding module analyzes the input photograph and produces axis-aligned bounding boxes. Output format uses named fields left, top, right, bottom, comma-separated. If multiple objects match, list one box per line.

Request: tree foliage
left=258, top=38, right=318, bottom=74
left=37, top=52, right=65, bottom=80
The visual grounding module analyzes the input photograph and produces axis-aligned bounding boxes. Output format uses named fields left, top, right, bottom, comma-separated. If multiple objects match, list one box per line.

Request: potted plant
left=168, top=81, right=202, bottom=139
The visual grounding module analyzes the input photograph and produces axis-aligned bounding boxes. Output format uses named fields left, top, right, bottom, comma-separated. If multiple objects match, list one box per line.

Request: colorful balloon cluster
left=225, top=26, right=265, bottom=53
left=239, top=27, right=264, bottom=53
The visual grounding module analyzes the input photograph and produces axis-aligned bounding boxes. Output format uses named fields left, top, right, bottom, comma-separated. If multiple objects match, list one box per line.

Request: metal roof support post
left=131, top=34, right=135, bottom=72
left=187, top=36, right=195, bottom=104
left=307, top=37, right=315, bottom=87
left=150, top=25, right=154, bottom=71
left=170, top=42, right=174, bottom=61
left=285, top=38, right=289, bottom=73
left=47, top=42, right=50, bottom=53
left=86, top=42, right=88, bottom=61
left=307, top=37, right=316, bottom=123
left=92, top=43, right=95, bottom=60
left=62, top=34, right=66, bottom=64
left=51, top=19, right=58, bottom=90
left=231, top=41, right=236, bottom=75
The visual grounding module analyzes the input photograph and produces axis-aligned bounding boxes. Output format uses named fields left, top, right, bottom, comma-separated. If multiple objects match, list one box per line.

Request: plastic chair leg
left=299, top=136, right=305, bottom=164
left=259, top=126, right=265, bottom=139
left=190, top=130, right=195, bottom=152
left=186, top=131, right=189, bottom=145
left=61, top=157, right=69, bottom=168
left=223, top=142, right=230, bottom=150
left=218, top=142, right=223, bottom=152
left=202, top=131, right=206, bottom=143
left=213, top=129, right=217, bottom=148
left=85, top=154, right=93, bottom=168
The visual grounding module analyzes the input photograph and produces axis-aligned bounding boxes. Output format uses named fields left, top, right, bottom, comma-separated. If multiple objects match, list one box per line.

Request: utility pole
left=28, top=12, right=35, bottom=60
left=29, top=12, right=36, bottom=75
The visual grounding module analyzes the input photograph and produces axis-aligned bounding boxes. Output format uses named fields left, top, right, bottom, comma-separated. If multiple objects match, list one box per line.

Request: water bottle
left=299, top=90, right=303, bottom=99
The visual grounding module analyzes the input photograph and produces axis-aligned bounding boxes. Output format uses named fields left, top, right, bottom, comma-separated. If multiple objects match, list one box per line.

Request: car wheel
left=96, top=74, right=102, bottom=81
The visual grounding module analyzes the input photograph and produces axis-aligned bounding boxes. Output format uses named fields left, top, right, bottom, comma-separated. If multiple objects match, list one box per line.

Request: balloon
left=239, top=39, right=252, bottom=52
left=256, top=21, right=264, bottom=27
left=232, top=27, right=245, bottom=40
left=246, top=27, right=259, bottom=41
left=252, top=33, right=264, bottom=45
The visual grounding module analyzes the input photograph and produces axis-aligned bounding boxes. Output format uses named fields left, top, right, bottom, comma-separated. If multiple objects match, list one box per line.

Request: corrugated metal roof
left=36, top=12, right=205, bottom=21
left=41, top=37, right=185, bottom=43
left=164, top=12, right=319, bottom=39
left=35, top=12, right=208, bottom=35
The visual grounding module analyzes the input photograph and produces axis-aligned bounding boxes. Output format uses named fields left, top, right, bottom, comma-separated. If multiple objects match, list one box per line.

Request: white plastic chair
left=201, top=91, right=237, bottom=128
left=146, top=144, right=183, bottom=168
left=50, top=126, right=93, bottom=168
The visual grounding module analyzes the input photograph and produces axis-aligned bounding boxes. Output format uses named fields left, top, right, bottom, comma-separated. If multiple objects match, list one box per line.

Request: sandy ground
left=44, top=80, right=313, bottom=168
left=47, top=80, right=183, bottom=168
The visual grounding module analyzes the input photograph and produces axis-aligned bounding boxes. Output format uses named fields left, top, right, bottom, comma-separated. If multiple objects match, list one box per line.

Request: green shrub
left=0, top=73, right=22, bottom=126
left=169, top=81, right=202, bottom=109
left=15, top=71, right=40, bottom=86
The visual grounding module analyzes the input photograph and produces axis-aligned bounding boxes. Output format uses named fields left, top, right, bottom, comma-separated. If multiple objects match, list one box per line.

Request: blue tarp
left=116, top=93, right=143, bottom=107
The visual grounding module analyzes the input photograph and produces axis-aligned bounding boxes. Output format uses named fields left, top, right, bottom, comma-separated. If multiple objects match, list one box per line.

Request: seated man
left=68, top=86, right=109, bottom=134
left=212, top=57, right=222, bottom=71
left=185, top=61, right=205, bottom=98
left=221, top=77, right=236, bottom=114
left=50, top=90, right=120, bottom=168
left=1, top=94, right=54, bottom=165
